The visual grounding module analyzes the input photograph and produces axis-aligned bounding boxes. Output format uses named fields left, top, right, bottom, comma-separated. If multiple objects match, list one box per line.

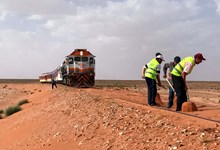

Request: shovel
left=182, top=90, right=198, bottom=112
left=156, top=83, right=168, bottom=90
left=165, top=78, right=177, bottom=107
left=165, top=78, right=175, bottom=92
left=186, top=90, right=190, bottom=102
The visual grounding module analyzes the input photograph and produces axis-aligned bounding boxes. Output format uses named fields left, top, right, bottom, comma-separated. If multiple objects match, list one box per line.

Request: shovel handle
left=165, top=78, right=175, bottom=92
left=186, top=91, right=190, bottom=102
left=156, top=83, right=167, bottom=90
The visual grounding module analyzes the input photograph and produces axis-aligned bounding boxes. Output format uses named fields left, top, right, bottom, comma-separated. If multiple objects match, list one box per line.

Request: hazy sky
left=0, top=0, right=219, bottom=81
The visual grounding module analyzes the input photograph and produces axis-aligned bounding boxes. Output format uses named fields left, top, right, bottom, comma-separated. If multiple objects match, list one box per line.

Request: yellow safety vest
left=172, top=57, right=195, bottom=76
left=145, top=58, right=159, bottom=80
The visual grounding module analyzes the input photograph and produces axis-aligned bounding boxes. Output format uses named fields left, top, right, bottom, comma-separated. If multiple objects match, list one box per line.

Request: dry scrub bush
left=18, top=99, right=29, bottom=106
left=0, top=110, right=3, bottom=119
left=1, top=99, right=28, bottom=118
left=4, top=105, right=21, bottom=116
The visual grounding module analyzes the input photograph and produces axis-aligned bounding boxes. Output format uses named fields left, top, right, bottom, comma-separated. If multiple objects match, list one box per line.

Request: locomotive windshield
left=74, top=57, right=88, bottom=62
left=82, top=57, right=88, bottom=62
left=74, top=57, right=80, bottom=61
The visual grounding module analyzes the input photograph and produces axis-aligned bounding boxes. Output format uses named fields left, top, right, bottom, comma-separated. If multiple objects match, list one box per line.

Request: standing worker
left=171, top=53, right=206, bottom=111
left=142, top=53, right=164, bottom=106
left=51, top=79, right=57, bottom=89
left=163, top=56, right=181, bottom=108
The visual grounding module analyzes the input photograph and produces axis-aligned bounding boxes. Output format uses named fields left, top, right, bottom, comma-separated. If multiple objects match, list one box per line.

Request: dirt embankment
left=0, top=81, right=220, bottom=150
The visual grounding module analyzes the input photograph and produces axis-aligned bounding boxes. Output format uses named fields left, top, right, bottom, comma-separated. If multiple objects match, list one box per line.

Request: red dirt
left=0, top=82, right=220, bottom=150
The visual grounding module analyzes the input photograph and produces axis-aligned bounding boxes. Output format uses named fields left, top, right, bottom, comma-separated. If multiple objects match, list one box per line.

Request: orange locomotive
left=39, top=49, right=95, bottom=87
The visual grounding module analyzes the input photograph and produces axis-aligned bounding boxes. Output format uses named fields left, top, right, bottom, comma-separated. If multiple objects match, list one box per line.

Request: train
left=39, top=49, right=95, bottom=87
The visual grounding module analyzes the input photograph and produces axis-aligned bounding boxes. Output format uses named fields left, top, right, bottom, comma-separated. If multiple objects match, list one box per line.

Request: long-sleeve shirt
left=163, top=62, right=174, bottom=81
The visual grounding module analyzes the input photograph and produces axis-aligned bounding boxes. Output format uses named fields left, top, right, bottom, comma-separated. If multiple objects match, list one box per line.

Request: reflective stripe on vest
left=145, top=58, right=159, bottom=80
left=172, top=57, right=194, bottom=76
left=173, top=63, right=184, bottom=75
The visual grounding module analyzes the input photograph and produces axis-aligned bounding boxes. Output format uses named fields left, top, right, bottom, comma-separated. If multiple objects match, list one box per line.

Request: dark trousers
left=167, top=86, right=175, bottom=108
left=52, top=83, right=57, bottom=89
left=145, top=77, right=157, bottom=105
left=172, top=74, right=187, bottom=111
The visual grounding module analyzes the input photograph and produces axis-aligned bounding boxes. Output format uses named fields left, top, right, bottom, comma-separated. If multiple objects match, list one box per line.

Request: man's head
left=174, top=56, right=181, bottom=65
left=194, top=53, right=206, bottom=64
left=156, top=55, right=164, bottom=64
left=155, top=52, right=162, bottom=57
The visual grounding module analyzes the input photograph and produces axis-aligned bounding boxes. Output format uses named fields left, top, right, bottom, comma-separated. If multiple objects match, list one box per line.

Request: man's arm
left=182, top=72, right=188, bottom=90
left=156, top=64, right=162, bottom=86
left=156, top=74, right=162, bottom=86
left=163, top=63, right=170, bottom=78
left=142, top=65, right=146, bottom=79
left=182, top=62, right=193, bottom=90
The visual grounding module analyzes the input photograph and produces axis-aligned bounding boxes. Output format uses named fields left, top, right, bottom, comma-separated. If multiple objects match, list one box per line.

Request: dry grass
left=17, top=99, right=29, bottom=106
left=4, top=105, right=21, bottom=116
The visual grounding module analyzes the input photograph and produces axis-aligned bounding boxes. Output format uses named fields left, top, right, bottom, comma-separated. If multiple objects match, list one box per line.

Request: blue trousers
left=145, top=77, right=157, bottom=105
left=167, top=86, right=175, bottom=108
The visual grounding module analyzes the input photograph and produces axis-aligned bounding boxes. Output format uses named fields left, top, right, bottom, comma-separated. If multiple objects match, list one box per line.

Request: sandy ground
left=0, top=81, right=220, bottom=150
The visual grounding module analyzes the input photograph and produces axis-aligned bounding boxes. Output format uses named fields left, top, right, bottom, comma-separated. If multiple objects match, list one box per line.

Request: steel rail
left=152, top=105, right=220, bottom=124
left=116, top=96, right=220, bottom=124
left=89, top=87, right=220, bottom=124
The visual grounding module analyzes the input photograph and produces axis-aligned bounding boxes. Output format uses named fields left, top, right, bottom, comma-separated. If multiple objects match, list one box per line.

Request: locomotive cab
left=62, top=49, right=95, bottom=87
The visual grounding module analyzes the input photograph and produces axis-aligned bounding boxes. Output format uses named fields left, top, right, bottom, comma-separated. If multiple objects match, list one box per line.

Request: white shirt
left=156, top=64, right=161, bottom=75
left=183, top=61, right=194, bottom=74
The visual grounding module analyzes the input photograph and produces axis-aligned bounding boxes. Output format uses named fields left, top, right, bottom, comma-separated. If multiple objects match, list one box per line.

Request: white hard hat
left=156, top=55, right=164, bottom=61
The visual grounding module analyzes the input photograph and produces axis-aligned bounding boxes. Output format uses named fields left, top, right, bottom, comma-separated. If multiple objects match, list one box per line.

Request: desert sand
left=0, top=80, right=220, bottom=150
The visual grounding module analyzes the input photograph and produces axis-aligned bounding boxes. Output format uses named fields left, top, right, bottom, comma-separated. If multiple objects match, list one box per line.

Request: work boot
left=150, top=103, right=158, bottom=106
left=176, top=105, right=181, bottom=111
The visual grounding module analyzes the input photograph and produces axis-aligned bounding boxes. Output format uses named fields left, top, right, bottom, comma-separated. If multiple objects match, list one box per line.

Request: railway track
left=153, top=105, right=220, bottom=124
left=114, top=95, right=220, bottom=124
left=90, top=86, right=220, bottom=124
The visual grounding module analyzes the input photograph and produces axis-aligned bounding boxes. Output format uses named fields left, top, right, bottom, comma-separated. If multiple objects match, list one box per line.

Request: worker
left=142, top=54, right=164, bottom=106
left=163, top=56, right=181, bottom=108
left=51, top=79, right=57, bottom=89
left=171, top=53, right=206, bottom=111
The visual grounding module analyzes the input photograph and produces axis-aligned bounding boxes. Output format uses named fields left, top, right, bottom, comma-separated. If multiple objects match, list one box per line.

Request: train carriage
left=39, top=73, right=52, bottom=83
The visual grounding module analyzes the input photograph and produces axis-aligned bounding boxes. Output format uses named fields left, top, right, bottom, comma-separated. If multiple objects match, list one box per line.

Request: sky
left=0, top=0, right=220, bottom=81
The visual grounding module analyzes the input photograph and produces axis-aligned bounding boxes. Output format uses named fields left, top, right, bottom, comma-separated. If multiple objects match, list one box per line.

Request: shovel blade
left=156, top=93, right=163, bottom=105
left=182, top=102, right=198, bottom=112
